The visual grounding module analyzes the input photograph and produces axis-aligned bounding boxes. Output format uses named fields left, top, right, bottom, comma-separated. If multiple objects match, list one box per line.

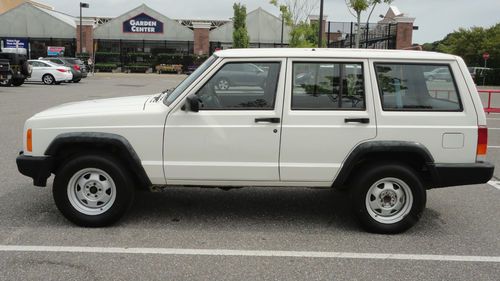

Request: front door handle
left=255, top=118, right=281, bottom=124
left=344, top=118, right=370, bottom=124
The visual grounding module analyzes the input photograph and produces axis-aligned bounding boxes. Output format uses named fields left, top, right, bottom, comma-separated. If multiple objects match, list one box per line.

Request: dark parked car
left=0, top=53, right=31, bottom=86
left=66, top=58, right=88, bottom=78
left=41, top=57, right=85, bottom=82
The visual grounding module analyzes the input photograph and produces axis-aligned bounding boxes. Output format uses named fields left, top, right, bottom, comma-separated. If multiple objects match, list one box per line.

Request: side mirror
left=185, top=94, right=200, bottom=112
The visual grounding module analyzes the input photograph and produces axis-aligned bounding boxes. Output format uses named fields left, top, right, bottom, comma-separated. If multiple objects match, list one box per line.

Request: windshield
left=164, top=55, right=218, bottom=106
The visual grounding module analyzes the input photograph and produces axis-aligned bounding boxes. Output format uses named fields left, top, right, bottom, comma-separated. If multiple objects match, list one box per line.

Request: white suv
left=16, top=49, right=494, bottom=233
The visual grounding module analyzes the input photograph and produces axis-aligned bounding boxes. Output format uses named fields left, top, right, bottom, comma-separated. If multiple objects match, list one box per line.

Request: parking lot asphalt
left=0, top=74, right=499, bottom=280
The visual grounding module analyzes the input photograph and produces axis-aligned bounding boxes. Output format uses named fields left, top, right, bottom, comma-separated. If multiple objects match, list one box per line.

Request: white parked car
left=26, top=60, right=73, bottom=85
left=16, top=49, right=494, bottom=233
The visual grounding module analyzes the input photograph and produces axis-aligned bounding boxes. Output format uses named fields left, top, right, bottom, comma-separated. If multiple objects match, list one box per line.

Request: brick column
left=76, top=19, right=94, bottom=55
left=309, top=16, right=328, bottom=45
left=193, top=22, right=211, bottom=55
left=395, top=22, right=414, bottom=50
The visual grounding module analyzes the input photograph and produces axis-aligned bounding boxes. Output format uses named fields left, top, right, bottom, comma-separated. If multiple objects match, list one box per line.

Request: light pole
left=79, top=2, right=89, bottom=55
left=281, top=15, right=284, bottom=47
left=318, top=0, right=324, bottom=48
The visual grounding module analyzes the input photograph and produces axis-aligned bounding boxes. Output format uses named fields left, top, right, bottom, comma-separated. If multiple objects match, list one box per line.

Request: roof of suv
left=214, top=48, right=458, bottom=60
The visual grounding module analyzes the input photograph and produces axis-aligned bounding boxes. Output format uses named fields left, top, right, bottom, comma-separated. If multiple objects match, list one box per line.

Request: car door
left=27, top=61, right=42, bottom=81
left=279, top=58, right=377, bottom=183
left=164, top=58, right=286, bottom=184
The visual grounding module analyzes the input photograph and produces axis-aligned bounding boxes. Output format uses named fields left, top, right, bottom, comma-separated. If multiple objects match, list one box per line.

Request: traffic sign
left=483, top=52, right=490, bottom=60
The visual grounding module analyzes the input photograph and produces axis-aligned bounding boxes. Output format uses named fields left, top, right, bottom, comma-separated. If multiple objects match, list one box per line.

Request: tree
left=345, top=0, right=393, bottom=48
left=233, top=3, right=250, bottom=48
left=270, top=0, right=321, bottom=47
left=423, top=23, right=500, bottom=69
left=289, top=21, right=320, bottom=47
left=271, top=0, right=319, bottom=26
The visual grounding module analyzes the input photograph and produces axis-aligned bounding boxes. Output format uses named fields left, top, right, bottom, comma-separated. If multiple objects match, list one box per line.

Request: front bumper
left=430, top=162, right=495, bottom=188
left=0, top=73, right=11, bottom=80
left=16, top=152, right=53, bottom=187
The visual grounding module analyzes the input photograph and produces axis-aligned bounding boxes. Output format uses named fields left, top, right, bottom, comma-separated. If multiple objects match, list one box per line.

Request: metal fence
left=327, top=22, right=397, bottom=49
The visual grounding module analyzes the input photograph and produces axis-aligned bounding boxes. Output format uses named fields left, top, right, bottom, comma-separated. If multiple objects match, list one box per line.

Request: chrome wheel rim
left=365, top=177, right=413, bottom=224
left=43, top=75, right=53, bottom=84
left=67, top=168, right=116, bottom=216
left=218, top=79, right=229, bottom=90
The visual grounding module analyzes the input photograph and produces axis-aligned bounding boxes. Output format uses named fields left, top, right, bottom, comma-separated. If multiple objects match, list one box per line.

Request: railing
left=428, top=89, right=500, bottom=113
left=478, top=89, right=500, bottom=113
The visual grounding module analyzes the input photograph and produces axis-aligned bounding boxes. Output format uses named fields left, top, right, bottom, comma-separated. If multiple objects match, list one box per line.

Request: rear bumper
left=430, top=162, right=495, bottom=188
left=71, top=72, right=82, bottom=81
left=54, top=72, right=73, bottom=82
left=16, top=152, right=53, bottom=187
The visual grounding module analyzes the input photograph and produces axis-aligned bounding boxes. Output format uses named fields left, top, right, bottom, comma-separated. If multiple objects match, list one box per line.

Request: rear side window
left=375, top=63, right=462, bottom=111
left=48, top=59, right=62, bottom=65
left=292, top=62, right=365, bottom=110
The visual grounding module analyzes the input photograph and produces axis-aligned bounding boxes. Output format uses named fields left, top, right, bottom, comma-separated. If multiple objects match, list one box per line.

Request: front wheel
left=11, top=78, right=25, bottom=86
left=351, top=163, right=426, bottom=234
left=0, top=79, right=12, bottom=87
left=53, top=154, right=135, bottom=227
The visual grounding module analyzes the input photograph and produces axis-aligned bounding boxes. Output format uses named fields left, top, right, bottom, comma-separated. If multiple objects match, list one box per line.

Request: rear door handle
left=344, top=118, right=370, bottom=124
left=255, top=118, right=281, bottom=124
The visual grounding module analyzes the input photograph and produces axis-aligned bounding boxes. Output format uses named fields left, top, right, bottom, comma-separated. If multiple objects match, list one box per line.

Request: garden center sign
left=123, top=13, right=163, bottom=34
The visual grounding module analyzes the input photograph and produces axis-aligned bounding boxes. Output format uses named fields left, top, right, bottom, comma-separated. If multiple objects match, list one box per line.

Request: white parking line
left=488, top=181, right=500, bottom=190
left=488, top=146, right=500, bottom=149
left=0, top=245, right=499, bottom=263
left=489, top=128, right=500, bottom=130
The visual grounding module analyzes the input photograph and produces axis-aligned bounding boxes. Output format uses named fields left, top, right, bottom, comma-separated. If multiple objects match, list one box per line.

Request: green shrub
left=94, top=63, right=117, bottom=72
left=124, top=64, right=150, bottom=73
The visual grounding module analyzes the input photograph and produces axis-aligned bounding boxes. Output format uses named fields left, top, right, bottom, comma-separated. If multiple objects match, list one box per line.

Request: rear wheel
left=73, top=79, right=81, bottom=83
left=53, top=154, right=135, bottom=227
left=42, top=74, right=55, bottom=85
left=351, top=163, right=426, bottom=234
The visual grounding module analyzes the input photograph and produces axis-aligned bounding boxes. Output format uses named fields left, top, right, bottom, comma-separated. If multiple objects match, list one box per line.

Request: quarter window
left=196, top=62, right=281, bottom=110
left=375, top=63, right=462, bottom=111
left=292, top=62, right=365, bottom=110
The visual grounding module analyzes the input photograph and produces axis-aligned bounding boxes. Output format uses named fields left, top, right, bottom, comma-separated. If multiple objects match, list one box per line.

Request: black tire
left=11, top=78, right=25, bottom=86
left=42, top=74, right=54, bottom=85
left=53, top=154, right=135, bottom=227
left=0, top=79, right=12, bottom=87
left=73, top=79, right=81, bottom=83
left=21, top=61, right=30, bottom=76
left=350, top=163, right=426, bottom=234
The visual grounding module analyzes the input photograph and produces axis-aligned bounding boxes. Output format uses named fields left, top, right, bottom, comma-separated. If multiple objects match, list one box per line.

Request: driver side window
left=196, top=62, right=281, bottom=110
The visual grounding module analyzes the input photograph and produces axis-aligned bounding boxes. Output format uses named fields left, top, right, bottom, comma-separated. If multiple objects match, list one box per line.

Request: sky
left=36, top=0, right=500, bottom=44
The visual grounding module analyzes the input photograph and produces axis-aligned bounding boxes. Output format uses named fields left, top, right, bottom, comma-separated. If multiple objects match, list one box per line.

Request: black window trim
left=290, top=61, right=367, bottom=111
left=196, top=61, right=283, bottom=111
left=374, top=62, right=464, bottom=112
